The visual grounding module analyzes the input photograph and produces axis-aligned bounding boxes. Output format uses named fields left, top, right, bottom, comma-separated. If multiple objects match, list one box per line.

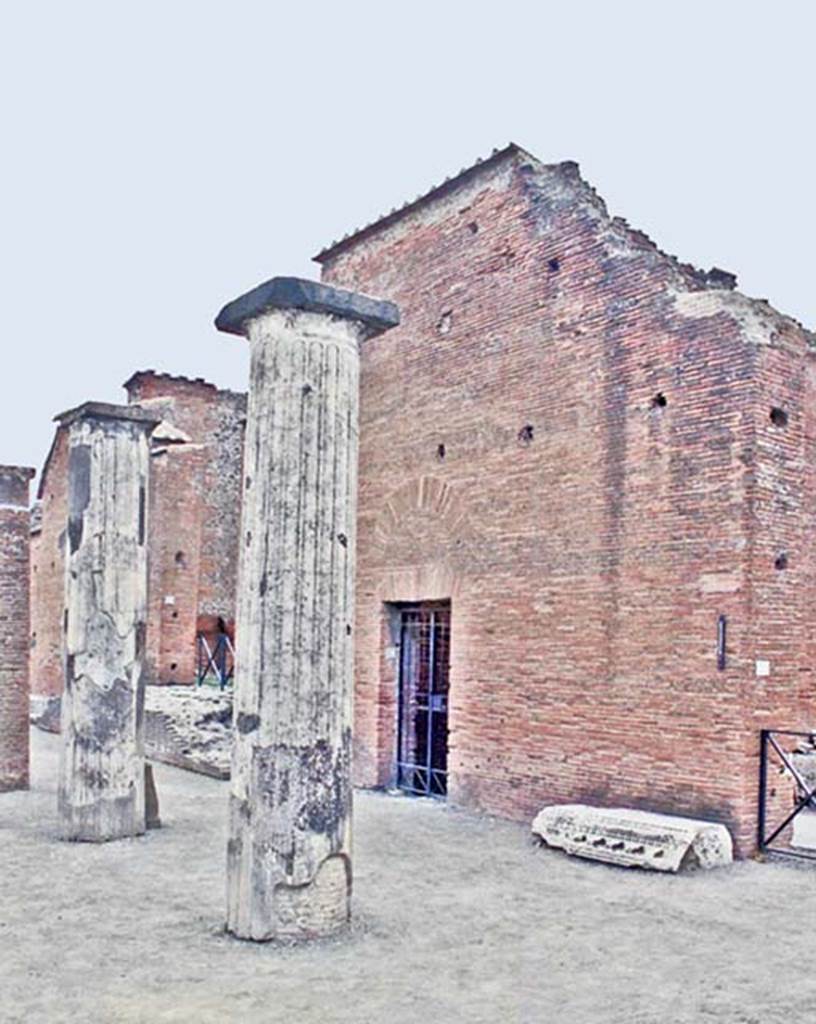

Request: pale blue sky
left=1, top=1, right=813, bottom=479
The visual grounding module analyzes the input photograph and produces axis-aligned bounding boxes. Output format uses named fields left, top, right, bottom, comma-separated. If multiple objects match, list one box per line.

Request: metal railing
left=196, top=633, right=235, bottom=690
left=758, top=729, right=816, bottom=861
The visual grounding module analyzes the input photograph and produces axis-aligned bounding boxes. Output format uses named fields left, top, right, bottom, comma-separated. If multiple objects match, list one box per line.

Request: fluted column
left=216, top=277, right=399, bottom=941
left=56, top=402, right=159, bottom=842
left=0, top=465, right=35, bottom=792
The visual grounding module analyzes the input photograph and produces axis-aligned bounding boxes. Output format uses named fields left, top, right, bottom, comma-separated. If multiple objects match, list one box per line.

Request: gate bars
left=758, top=729, right=816, bottom=861
left=196, top=632, right=235, bottom=690
left=396, top=605, right=450, bottom=798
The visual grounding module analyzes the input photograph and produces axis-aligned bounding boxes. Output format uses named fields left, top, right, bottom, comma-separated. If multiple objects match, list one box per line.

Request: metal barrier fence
left=758, top=728, right=816, bottom=862
left=196, top=633, right=235, bottom=690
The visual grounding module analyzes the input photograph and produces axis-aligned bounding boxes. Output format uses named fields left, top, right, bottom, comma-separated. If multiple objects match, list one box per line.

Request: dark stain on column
left=135, top=622, right=147, bottom=734
left=67, top=445, right=92, bottom=554
left=138, top=481, right=146, bottom=546
left=236, top=712, right=260, bottom=734
left=65, top=653, right=75, bottom=692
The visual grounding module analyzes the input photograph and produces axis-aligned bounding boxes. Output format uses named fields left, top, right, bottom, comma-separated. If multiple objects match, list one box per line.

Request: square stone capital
left=54, top=401, right=162, bottom=431
left=214, top=276, right=400, bottom=339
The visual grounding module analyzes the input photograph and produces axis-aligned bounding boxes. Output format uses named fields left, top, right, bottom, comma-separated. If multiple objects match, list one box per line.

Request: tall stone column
left=56, top=402, right=160, bottom=841
left=0, top=465, right=35, bottom=792
left=216, top=278, right=399, bottom=941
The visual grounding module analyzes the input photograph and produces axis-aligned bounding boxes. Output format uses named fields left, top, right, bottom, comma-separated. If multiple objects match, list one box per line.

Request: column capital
left=214, top=276, right=399, bottom=340
left=54, top=401, right=162, bottom=430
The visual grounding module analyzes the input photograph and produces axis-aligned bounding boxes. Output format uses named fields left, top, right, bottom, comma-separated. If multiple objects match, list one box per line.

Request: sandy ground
left=2, top=732, right=816, bottom=1024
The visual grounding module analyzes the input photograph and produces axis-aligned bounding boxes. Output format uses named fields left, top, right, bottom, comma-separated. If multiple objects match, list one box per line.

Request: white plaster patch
left=698, top=571, right=741, bottom=595
left=671, top=288, right=781, bottom=347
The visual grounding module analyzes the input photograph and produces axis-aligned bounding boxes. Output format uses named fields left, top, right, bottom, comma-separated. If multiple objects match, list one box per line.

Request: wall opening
left=518, top=424, right=534, bottom=445
left=770, top=407, right=788, bottom=428
left=437, top=311, right=453, bottom=335
left=395, top=601, right=451, bottom=798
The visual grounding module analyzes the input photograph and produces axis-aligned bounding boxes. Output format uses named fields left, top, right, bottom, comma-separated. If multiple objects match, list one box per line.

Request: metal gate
left=758, top=728, right=816, bottom=861
left=396, top=603, right=451, bottom=797
left=196, top=632, right=235, bottom=690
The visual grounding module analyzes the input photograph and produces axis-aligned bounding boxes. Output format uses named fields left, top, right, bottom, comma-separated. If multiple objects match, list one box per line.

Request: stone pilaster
left=216, top=277, right=399, bottom=941
left=56, top=402, right=160, bottom=842
left=0, top=465, right=35, bottom=792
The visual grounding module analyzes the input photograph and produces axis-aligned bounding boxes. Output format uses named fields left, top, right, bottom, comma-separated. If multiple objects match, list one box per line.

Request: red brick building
left=0, top=465, right=35, bottom=791
left=31, top=372, right=245, bottom=692
left=315, top=144, right=816, bottom=855
left=30, top=144, right=815, bottom=854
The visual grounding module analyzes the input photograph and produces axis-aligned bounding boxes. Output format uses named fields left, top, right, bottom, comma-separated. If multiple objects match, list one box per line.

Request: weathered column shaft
left=57, top=403, right=159, bottom=841
left=0, top=465, right=35, bottom=792
left=216, top=278, right=399, bottom=941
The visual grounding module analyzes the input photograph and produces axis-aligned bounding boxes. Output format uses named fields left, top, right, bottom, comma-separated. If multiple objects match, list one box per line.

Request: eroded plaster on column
left=216, top=278, right=398, bottom=941
left=56, top=403, right=159, bottom=842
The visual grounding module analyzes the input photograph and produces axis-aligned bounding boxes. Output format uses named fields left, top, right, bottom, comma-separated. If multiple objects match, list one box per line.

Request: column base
left=226, top=851, right=351, bottom=943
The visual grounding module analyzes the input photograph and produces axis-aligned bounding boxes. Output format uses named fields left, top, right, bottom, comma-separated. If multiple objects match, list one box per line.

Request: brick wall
left=145, top=442, right=206, bottom=684
left=31, top=372, right=245, bottom=693
left=30, top=430, right=68, bottom=696
left=318, top=146, right=816, bottom=855
left=0, top=465, right=34, bottom=791
left=124, top=372, right=246, bottom=684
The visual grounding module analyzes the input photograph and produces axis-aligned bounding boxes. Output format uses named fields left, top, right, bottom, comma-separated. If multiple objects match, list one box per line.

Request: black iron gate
left=758, top=729, right=816, bottom=861
left=396, top=603, right=451, bottom=797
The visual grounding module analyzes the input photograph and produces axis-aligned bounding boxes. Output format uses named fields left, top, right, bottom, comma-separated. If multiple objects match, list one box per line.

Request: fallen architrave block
left=531, top=804, right=733, bottom=872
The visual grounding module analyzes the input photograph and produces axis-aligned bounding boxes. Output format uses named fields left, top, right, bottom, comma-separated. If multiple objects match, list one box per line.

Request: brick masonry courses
left=31, top=372, right=246, bottom=693
left=0, top=465, right=35, bottom=791
left=316, top=144, right=816, bottom=856
left=30, top=431, right=68, bottom=697
left=27, top=144, right=816, bottom=855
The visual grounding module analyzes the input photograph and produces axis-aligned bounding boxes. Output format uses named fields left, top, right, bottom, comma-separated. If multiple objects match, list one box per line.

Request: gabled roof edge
left=313, top=143, right=538, bottom=264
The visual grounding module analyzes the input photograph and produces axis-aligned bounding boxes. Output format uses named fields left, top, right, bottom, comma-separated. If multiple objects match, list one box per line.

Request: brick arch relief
left=367, top=476, right=480, bottom=601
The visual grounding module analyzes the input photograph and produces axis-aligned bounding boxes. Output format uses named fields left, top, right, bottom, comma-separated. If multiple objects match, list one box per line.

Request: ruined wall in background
left=124, top=372, right=246, bottom=684
left=30, top=372, right=246, bottom=695
left=144, top=441, right=206, bottom=685
left=198, top=387, right=246, bottom=623
left=0, top=466, right=34, bottom=790
left=30, top=429, right=68, bottom=697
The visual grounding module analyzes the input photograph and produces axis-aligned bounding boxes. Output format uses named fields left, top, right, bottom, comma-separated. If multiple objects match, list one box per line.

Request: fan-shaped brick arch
left=368, top=475, right=469, bottom=579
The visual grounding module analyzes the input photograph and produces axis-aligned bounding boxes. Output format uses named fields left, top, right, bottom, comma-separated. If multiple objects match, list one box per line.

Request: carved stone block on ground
left=39, top=687, right=234, bottom=779
left=532, top=804, right=733, bottom=872
left=143, top=685, right=232, bottom=779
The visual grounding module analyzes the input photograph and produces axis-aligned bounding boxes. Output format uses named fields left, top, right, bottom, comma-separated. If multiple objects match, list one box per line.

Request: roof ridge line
left=313, top=143, right=557, bottom=264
